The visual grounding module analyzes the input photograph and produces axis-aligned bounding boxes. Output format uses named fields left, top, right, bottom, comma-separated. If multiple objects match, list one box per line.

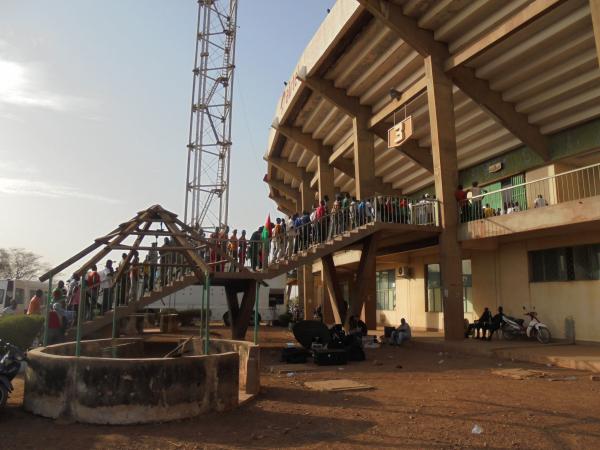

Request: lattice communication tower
left=185, top=0, right=238, bottom=229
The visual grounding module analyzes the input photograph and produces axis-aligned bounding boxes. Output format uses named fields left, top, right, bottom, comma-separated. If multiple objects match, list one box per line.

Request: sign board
left=387, top=116, right=413, bottom=149
left=488, top=162, right=503, bottom=173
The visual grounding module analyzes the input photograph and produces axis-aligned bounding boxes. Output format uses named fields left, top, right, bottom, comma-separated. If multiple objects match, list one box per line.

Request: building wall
left=377, top=230, right=600, bottom=342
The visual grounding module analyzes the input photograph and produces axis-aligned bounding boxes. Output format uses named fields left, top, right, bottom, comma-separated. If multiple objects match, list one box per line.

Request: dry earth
left=1, top=326, right=599, bottom=449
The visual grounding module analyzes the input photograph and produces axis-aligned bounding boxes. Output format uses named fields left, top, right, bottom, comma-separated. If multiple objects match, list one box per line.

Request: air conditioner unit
left=398, top=266, right=412, bottom=278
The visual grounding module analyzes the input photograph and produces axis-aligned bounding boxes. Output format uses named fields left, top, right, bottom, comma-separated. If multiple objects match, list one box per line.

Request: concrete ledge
left=24, top=337, right=241, bottom=424
left=410, top=337, right=600, bottom=373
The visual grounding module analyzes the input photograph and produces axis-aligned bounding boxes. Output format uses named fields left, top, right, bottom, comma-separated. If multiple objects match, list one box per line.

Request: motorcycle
left=0, top=340, right=27, bottom=410
left=501, top=306, right=551, bottom=344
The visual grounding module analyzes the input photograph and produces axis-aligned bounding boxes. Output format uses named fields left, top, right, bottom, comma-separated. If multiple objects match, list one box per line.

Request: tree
left=0, top=248, right=49, bottom=280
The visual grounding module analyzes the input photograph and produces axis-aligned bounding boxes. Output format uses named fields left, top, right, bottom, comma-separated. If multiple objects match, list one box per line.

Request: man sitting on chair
left=466, top=307, right=492, bottom=339
left=391, top=318, right=411, bottom=346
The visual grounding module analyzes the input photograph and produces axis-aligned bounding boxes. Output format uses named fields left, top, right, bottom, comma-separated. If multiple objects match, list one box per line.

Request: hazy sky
left=0, top=0, right=335, bottom=268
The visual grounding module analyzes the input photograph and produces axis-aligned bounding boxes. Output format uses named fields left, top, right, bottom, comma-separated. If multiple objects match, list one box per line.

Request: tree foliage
left=0, top=248, right=48, bottom=280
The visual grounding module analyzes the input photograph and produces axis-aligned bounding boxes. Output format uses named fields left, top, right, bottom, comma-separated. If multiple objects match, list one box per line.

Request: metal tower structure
left=185, top=0, right=238, bottom=229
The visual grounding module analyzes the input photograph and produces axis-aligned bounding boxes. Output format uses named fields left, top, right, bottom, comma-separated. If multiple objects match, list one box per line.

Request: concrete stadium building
left=264, top=0, right=600, bottom=342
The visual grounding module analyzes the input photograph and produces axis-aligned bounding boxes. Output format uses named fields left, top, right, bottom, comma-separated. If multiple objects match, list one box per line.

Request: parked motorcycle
left=501, top=306, right=551, bottom=344
left=0, top=340, right=27, bottom=409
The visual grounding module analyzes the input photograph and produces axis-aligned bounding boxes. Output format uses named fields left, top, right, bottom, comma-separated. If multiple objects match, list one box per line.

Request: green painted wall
left=407, top=117, right=600, bottom=196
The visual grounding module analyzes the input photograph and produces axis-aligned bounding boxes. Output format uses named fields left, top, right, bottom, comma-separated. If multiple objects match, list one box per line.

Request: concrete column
left=317, top=154, right=335, bottom=202
left=318, top=272, right=335, bottom=324
left=301, top=265, right=315, bottom=319
left=300, top=180, right=315, bottom=319
left=591, top=0, right=600, bottom=68
left=352, top=112, right=376, bottom=199
left=300, top=180, right=314, bottom=213
left=424, top=56, right=464, bottom=341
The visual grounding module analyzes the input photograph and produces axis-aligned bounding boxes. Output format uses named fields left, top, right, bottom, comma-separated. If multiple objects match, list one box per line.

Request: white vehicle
left=145, top=274, right=288, bottom=324
left=0, top=279, right=48, bottom=315
left=501, top=306, right=551, bottom=344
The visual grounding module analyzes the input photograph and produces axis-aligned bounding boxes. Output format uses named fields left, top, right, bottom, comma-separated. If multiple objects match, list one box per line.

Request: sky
left=0, top=0, right=336, bottom=268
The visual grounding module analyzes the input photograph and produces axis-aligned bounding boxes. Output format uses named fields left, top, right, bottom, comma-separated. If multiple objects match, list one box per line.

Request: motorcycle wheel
left=0, top=384, right=8, bottom=410
left=537, top=327, right=551, bottom=344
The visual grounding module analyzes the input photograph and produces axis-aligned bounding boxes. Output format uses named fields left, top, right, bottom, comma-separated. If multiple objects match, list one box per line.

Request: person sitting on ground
left=483, top=203, right=495, bottom=218
left=348, top=315, right=368, bottom=337
left=391, top=318, right=411, bottom=346
left=484, top=306, right=504, bottom=341
left=466, top=307, right=492, bottom=339
left=1, top=298, right=17, bottom=317
left=534, top=194, right=547, bottom=208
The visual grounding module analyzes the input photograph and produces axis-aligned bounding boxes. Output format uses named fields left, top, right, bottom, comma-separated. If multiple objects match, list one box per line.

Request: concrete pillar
left=317, top=154, right=335, bottom=202
left=591, top=0, right=600, bottom=68
left=352, top=112, right=376, bottom=199
left=424, top=56, right=464, bottom=341
left=300, top=180, right=314, bottom=213
left=300, top=180, right=315, bottom=319
left=320, top=272, right=335, bottom=324
left=301, top=266, right=315, bottom=320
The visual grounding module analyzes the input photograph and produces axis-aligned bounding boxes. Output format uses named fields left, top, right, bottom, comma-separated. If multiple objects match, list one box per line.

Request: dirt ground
left=2, top=326, right=600, bottom=449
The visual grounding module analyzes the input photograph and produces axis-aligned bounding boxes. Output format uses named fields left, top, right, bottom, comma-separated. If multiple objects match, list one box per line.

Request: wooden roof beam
left=445, top=0, right=566, bottom=70
left=591, top=0, right=600, bottom=68
left=299, top=71, right=433, bottom=173
left=274, top=123, right=355, bottom=177
left=266, top=178, right=300, bottom=207
left=269, top=194, right=295, bottom=216
left=266, top=156, right=310, bottom=182
left=358, top=0, right=550, bottom=162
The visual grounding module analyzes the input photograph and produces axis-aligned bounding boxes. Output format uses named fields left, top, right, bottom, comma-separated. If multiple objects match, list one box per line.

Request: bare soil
left=2, top=326, right=600, bottom=449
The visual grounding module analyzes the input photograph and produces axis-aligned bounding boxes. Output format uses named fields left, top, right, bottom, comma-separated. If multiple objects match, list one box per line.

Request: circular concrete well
left=24, top=337, right=260, bottom=424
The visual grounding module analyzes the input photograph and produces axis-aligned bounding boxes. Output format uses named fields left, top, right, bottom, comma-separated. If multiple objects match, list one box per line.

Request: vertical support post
left=200, top=279, right=206, bottom=339
left=75, top=278, right=86, bottom=357
left=317, top=154, right=335, bottom=202
left=590, top=0, right=600, bottom=67
left=253, top=282, right=260, bottom=344
left=43, top=277, right=53, bottom=346
left=203, top=273, right=211, bottom=354
left=111, top=282, right=119, bottom=358
left=352, top=112, right=375, bottom=200
left=424, top=56, right=464, bottom=340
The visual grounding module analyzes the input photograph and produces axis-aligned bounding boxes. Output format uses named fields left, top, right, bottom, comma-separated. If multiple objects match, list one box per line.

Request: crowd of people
left=456, top=181, right=548, bottom=222
left=201, top=193, right=439, bottom=272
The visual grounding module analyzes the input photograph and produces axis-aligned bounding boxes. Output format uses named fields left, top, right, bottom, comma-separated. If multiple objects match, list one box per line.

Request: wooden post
left=353, top=235, right=378, bottom=330
left=424, top=56, right=464, bottom=341
left=591, top=0, right=600, bottom=68
left=317, top=154, right=335, bottom=202
left=352, top=112, right=376, bottom=200
left=321, top=254, right=347, bottom=324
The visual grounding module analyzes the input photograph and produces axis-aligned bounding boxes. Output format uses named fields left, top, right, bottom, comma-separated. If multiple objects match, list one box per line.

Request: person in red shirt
left=455, top=184, right=468, bottom=223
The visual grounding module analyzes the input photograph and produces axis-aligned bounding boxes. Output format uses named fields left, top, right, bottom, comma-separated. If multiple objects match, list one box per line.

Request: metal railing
left=458, top=163, right=600, bottom=223
left=201, top=196, right=439, bottom=272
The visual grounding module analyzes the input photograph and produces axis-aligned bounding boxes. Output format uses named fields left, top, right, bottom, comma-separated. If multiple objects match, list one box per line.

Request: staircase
left=66, top=272, right=201, bottom=339
left=258, top=222, right=379, bottom=279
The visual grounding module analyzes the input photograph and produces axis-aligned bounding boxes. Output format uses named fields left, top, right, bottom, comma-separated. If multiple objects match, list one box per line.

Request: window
left=376, top=270, right=396, bottom=310
left=530, top=244, right=600, bottom=282
left=426, top=261, right=473, bottom=313
left=14, top=288, right=25, bottom=305
left=0, top=289, right=5, bottom=307
left=426, top=264, right=443, bottom=312
left=462, top=260, right=473, bottom=313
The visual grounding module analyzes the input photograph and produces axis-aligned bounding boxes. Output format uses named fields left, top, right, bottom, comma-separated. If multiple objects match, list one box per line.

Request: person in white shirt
left=99, top=260, right=114, bottom=314
left=534, top=194, right=547, bottom=208
left=0, top=299, right=17, bottom=317
left=391, top=318, right=412, bottom=345
left=512, top=201, right=521, bottom=212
